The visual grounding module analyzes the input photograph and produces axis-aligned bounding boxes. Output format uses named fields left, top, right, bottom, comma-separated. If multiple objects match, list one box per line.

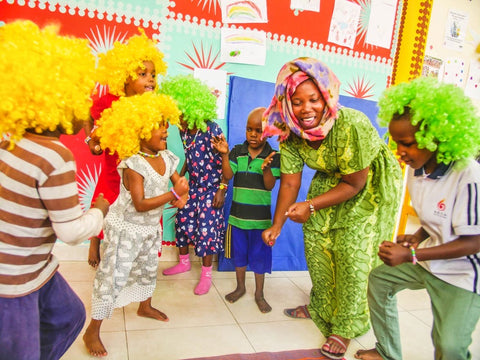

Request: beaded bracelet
left=410, top=246, right=417, bottom=265
left=171, top=188, right=181, bottom=200
left=219, top=183, right=228, bottom=190
left=307, top=199, right=315, bottom=215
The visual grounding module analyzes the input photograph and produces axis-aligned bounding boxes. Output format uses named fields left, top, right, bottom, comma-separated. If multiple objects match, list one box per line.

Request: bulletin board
left=1, top=0, right=421, bottom=264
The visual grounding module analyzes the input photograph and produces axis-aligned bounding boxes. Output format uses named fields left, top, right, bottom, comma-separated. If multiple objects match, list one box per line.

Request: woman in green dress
left=262, top=57, right=402, bottom=360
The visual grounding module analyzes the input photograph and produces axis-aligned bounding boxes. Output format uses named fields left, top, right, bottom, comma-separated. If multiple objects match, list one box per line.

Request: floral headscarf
left=262, top=57, right=341, bottom=142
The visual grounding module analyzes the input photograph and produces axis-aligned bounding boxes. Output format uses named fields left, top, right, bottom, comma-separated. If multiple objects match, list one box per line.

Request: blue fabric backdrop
left=218, top=76, right=385, bottom=271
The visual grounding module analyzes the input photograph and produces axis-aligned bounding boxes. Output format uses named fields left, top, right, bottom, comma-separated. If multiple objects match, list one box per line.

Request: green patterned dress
left=280, top=107, right=402, bottom=339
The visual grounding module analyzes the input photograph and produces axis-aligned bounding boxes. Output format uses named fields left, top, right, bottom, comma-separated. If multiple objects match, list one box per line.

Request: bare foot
left=88, top=237, right=101, bottom=268
left=137, top=304, right=169, bottom=321
left=354, top=348, right=384, bottom=359
left=225, top=288, right=246, bottom=303
left=255, top=296, right=272, bottom=313
left=83, top=321, right=107, bottom=357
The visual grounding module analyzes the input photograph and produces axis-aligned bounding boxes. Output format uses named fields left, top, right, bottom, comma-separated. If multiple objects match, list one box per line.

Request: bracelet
left=84, top=136, right=92, bottom=144
left=171, top=188, right=180, bottom=200
left=410, top=246, right=417, bottom=265
left=219, top=183, right=228, bottom=190
left=307, top=199, right=315, bottom=215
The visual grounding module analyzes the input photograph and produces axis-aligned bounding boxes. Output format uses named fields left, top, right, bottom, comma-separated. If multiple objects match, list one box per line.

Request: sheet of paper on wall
left=327, top=0, right=361, bottom=49
left=365, top=0, right=398, bottom=49
left=194, top=68, right=228, bottom=119
left=464, top=60, right=480, bottom=100
left=442, top=58, right=466, bottom=88
left=220, top=0, right=268, bottom=24
left=220, top=27, right=266, bottom=66
left=290, top=0, right=320, bottom=12
left=422, top=55, right=443, bottom=80
left=443, top=9, right=468, bottom=51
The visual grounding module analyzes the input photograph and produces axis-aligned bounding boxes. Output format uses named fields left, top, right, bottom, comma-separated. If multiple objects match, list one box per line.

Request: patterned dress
left=175, top=121, right=225, bottom=256
left=91, top=150, right=179, bottom=320
left=280, top=107, right=402, bottom=339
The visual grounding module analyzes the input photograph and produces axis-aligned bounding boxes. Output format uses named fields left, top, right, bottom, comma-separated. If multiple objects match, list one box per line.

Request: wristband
left=307, top=199, right=315, bottom=215
left=219, top=183, right=228, bottom=190
left=410, top=246, right=417, bottom=265
left=171, top=188, right=180, bottom=200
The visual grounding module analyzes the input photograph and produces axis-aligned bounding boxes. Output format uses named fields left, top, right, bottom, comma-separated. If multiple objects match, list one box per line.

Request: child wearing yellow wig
left=84, top=29, right=167, bottom=268
left=0, top=20, right=110, bottom=360
left=83, top=92, right=188, bottom=357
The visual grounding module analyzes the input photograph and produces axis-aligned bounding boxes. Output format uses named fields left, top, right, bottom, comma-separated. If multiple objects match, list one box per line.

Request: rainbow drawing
left=226, top=1, right=263, bottom=21
left=225, top=34, right=264, bottom=45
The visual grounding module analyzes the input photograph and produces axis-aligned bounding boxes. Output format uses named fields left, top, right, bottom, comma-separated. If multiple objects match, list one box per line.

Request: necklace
left=138, top=150, right=161, bottom=158
left=182, top=129, right=200, bottom=150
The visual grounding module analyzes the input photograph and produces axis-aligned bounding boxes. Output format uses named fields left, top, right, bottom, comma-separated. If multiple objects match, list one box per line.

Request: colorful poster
left=220, top=27, right=266, bottom=65
left=327, top=0, right=361, bottom=49
left=221, top=0, right=268, bottom=23
left=365, top=0, right=398, bottom=49
left=442, top=57, right=466, bottom=87
left=422, top=55, right=443, bottom=79
left=443, top=9, right=468, bottom=51
left=464, top=60, right=480, bottom=100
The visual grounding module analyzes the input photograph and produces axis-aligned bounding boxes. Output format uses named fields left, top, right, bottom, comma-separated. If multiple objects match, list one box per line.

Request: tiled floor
left=58, top=254, right=480, bottom=360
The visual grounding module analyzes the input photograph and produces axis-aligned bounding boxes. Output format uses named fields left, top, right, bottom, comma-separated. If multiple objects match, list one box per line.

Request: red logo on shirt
left=437, top=199, right=446, bottom=211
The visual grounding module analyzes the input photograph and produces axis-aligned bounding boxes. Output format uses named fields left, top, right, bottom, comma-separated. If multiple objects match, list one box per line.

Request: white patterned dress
left=91, top=150, right=179, bottom=320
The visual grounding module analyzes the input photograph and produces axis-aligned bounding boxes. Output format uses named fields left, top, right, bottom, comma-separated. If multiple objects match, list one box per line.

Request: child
left=83, top=92, right=188, bottom=357
left=84, top=30, right=167, bottom=268
left=0, top=20, right=110, bottom=360
left=211, top=107, right=280, bottom=313
left=159, top=75, right=228, bottom=295
left=355, top=77, right=480, bottom=360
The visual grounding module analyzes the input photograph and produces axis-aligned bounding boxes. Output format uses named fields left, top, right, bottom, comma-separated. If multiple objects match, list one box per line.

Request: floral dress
left=281, top=107, right=402, bottom=339
left=175, top=121, right=225, bottom=256
left=91, top=150, right=179, bottom=320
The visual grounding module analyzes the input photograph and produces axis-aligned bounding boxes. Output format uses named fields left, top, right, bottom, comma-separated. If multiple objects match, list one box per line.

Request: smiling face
left=291, top=79, right=327, bottom=130
left=246, top=108, right=266, bottom=151
left=389, top=114, right=437, bottom=173
left=140, top=124, right=169, bottom=155
left=124, top=61, right=156, bottom=96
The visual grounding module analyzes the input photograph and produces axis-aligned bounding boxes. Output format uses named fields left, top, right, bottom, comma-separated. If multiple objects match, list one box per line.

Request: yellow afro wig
left=96, top=29, right=167, bottom=97
left=0, top=20, right=96, bottom=146
left=96, top=92, right=180, bottom=159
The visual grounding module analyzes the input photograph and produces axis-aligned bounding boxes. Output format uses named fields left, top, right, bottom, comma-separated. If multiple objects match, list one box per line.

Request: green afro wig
left=158, top=74, right=217, bottom=132
left=377, top=77, right=480, bottom=165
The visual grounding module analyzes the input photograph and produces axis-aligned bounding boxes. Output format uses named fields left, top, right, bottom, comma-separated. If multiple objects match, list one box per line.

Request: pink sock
left=162, top=254, right=191, bottom=275
left=194, top=265, right=212, bottom=295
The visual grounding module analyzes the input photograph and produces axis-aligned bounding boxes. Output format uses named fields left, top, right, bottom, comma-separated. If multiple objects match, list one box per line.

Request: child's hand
left=212, top=188, right=225, bottom=208
left=171, top=192, right=188, bottom=209
left=173, top=177, right=189, bottom=197
left=262, top=225, right=281, bottom=247
left=93, top=193, right=110, bottom=217
left=261, top=151, right=276, bottom=171
left=377, top=241, right=411, bottom=266
left=396, top=234, right=421, bottom=249
left=211, top=134, right=229, bottom=154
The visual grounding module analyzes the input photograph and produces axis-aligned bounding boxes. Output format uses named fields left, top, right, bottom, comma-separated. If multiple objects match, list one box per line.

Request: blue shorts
left=229, top=225, right=272, bottom=274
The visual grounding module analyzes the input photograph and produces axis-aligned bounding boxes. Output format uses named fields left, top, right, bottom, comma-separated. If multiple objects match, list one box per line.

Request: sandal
left=283, top=305, right=311, bottom=319
left=320, top=335, right=348, bottom=360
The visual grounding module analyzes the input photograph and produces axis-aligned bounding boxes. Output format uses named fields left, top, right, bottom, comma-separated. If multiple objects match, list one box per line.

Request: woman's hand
left=262, top=225, right=282, bottom=247
left=378, top=241, right=412, bottom=266
left=285, top=201, right=311, bottom=223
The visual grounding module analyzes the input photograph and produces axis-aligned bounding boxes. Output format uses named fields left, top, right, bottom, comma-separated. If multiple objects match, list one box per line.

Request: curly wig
left=0, top=20, right=95, bottom=147
left=95, top=92, right=180, bottom=159
left=157, top=74, right=217, bottom=132
left=377, top=77, right=480, bottom=165
left=96, top=29, right=167, bottom=97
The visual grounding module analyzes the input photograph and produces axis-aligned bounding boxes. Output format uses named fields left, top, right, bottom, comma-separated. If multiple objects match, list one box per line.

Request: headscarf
left=262, top=57, right=341, bottom=142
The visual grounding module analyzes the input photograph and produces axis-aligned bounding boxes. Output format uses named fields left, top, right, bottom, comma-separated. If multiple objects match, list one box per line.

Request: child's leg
left=194, top=254, right=213, bottom=295
left=254, top=272, right=271, bottom=313
left=225, top=266, right=247, bottom=302
left=162, top=246, right=191, bottom=275
left=137, top=297, right=169, bottom=322
left=427, top=275, right=480, bottom=360
left=88, top=236, right=101, bottom=268
left=83, top=319, right=106, bottom=357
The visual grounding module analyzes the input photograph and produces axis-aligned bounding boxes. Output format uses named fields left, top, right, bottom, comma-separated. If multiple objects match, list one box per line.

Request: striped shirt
left=0, top=133, right=101, bottom=297
left=228, top=141, right=280, bottom=230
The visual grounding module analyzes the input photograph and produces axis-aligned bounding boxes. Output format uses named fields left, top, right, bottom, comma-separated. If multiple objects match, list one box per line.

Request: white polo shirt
left=407, top=159, right=480, bottom=294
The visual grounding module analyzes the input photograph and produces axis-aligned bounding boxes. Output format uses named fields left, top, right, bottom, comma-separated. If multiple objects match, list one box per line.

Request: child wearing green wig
left=83, top=92, right=188, bottom=357
left=159, top=75, right=230, bottom=295
left=355, top=77, right=480, bottom=360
